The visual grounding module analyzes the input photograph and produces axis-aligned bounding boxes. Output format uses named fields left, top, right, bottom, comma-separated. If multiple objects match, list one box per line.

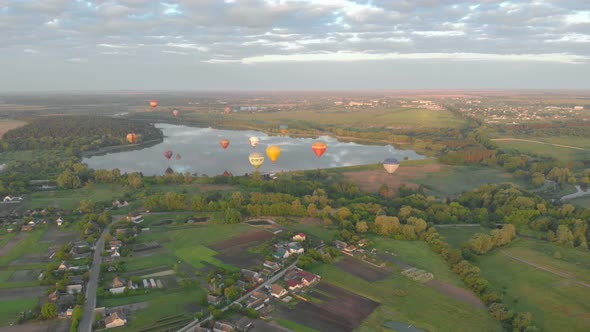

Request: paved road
left=78, top=216, right=120, bottom=332
left=178, top=259, right=299, bottom=332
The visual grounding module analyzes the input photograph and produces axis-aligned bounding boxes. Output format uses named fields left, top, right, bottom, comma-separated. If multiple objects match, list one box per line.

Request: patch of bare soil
left=0, top=233, right=26, bottom=256
left=342, top=163, right=444, bottom=193
left=426, top=280, right=485, bottom=309
left=335, top=257, right=391, bottom=282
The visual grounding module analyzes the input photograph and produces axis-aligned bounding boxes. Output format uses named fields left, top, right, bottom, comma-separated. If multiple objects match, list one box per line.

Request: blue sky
left=1, top=0, right=589, bottom=91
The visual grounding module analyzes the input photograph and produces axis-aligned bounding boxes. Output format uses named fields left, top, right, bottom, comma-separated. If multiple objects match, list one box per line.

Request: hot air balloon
left=312, top=141, right=327, bottom=158
left=249, top=152, right=265, bottom=169
left=126, top=133, right=137, bottom=144
left=175, top=153, right=182, bottom=160
left=165, top=166, right=174, bottom=175
left=150, top=100, right=158, bottom=108
left=279, top=124, right=288, bottom=135
left=383, top=158, right=400, bottom=174
left=249, top=136, right=259, bottom=148
left=266, top=145, right=281, bottom=163
left=164, top=150, right=173, bottom=160
left=224, top=107, right=231, bottom=114
left=220, top=139, right=230, bottom=150
left=172, top=109, right=179, bottom=117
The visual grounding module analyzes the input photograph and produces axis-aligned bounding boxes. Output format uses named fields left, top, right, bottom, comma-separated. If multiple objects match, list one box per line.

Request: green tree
left=355, top=221, right=368, bottom=233
left=41, top=302, right=58, bottom=320
left=79, top=200, right=95, bottom=213
left=57, top=170, right=81, bottom=189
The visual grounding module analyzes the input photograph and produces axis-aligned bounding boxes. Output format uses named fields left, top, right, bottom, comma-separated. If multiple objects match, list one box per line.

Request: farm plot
left=0, top=286, right=47, bottom=301
left=335, top=257, right=391, bottom=282
left=208, top=230, right=274, bottom=269
left=39, top=227, right=77, bottom=244
left=0, top=233, right=26, bottom=257
left=8, top=270, right=41, bottom=283
left=276, top=283, right=379, bottom=332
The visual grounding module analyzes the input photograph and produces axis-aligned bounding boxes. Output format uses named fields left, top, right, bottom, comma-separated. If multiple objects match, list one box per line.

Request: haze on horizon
left=1, top=0, right=590, bottom=92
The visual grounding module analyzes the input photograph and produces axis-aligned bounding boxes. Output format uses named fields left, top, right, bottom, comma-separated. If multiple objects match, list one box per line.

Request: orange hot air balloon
left=150, top=100, right=158, bottom=108
left=126, top=133, right=137, bottom=144
left=224, top=107, right=231, bottom=114
left=266, top=145, right=281, bottom=163
left=172, top=109, right=179, bottom=117
left=220, top=139, right=230, bottom=150
left=312, top=141, right=327, bottom=158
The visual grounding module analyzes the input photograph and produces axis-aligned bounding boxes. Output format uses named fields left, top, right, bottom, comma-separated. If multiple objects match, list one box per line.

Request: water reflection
left=83, top=124, right=426, bottom=176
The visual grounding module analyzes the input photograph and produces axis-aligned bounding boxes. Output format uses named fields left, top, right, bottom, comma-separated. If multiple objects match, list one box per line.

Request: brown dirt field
left=0, top=120, right=27, bottom=138
left=209, top=230, right=274, bottom=269
left=426, top=280, right=485, bottom=309
left=342, top=163, right=444, bottom=193
left=0, top=319, right=69, bottom=332
left=39, top=228, right=77, bottom=244
left=335, top=257, right=391, bottom=282
left=0, top=286, right=48, bottom=301
left=0, top=233, right=25, bottom=256
left=209, top=230, right=274, bottom=251
left=277, top=282, right=379, bottom=332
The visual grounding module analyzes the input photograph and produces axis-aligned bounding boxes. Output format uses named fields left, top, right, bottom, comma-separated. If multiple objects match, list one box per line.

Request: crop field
left=435, top=226, right=490, bottom=248
left=174, top=245, right=230, bottom=269
left=311, top=264, right=500, bottom=332
left=221, top=107, right=467, bottom=129
left=276, top=282, right=379, bottom=332
left=335, top=257, right=391, bottom=282
left=29, top=184, right=123, bottom=210
left=477, top=238, right=590, bottom=331
left=0, top=297, right=39, bottom=326
left=493, top=137, right=590, bottom=166
left=208, top=230, right=274, bottom=269
left=0, top=229, right=48, bottom=266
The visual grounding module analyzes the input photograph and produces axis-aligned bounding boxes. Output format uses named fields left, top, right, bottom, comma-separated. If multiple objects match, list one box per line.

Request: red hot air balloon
left=312, top=141, right=327, bottom=158
left=150, top=100, right=158, bottom=108
left=220, top=139, right=230, bottom=150
left=126, top=133, right=137, bottom=144
left=224, top=107, right=231, bottom=114
left=164, top=150, right=173, bottom=160
left=172, top=110, right=179, bottom=117
left=175, top=153, right=182, bottom=160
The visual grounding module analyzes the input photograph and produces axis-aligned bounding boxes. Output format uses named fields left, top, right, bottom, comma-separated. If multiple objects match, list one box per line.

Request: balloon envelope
left=175, top=153, right=182, bottom=160
left=224, top=107, right=231, bottom=114
left=164, top=150, right=173, bottom=160
left=126, top=133, right=137, bottom=144
left=249, top=136, right=259, bottom=148
left=279, top=124, right=288, bottom=135
left=220, top=139, right=230, bottom=149
left=172, top=110, right=179, bottom=117
left=150, top=100, right=158, bottom=108
left=165, top=166, right=174, bottom=175
left=266, top=145, right=281, bottom=163
left=311, top=141, right=327, bottom=158
left=383, top=158, right=400, bottom=174
left=249, top=152, right=265, bottom=169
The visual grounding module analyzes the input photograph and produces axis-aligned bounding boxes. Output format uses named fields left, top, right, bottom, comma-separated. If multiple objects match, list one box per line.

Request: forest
left=0, top=116, right=162, bottom=153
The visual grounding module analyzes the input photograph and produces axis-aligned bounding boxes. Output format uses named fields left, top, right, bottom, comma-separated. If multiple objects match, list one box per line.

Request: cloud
left=23, top=48, right=38, bottom=54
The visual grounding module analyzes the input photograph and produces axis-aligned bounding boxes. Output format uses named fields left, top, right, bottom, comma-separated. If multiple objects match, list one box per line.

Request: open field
left=0, top=120, right=27, bottom=138
left=208, top=230, right=274, bottom=269
left=138, top=223, right=252, bottom=248
left=435, top=226, right=490, bottom=248
left=311, top=264, right=500, bottom=332
left=215, top=107, right=467, bottom=129
left=570, top=195, right=590, bottom=209
left=0, top=233, right=26, bottom=257
left=477, top=238, right=590, bottom=331
left=335, top=257, right=391, bottom=282
left=0, top=287, right=47, bottom=301
left=0, top=320, right=69, bottom=332
left=174, top=245, right=229, bottom=270
left=0, top=298, right=39, bottom=327
left=342, top=161, right=525, bottom=197
left=0, top=230, right=48, bottom=267
left=276, top=283, right=379, bottom=332
left=149, top=183, right=235, bottom=194
left=493, top=137, right=590, bottom=166
left=29, top=184, right=123, bottom=210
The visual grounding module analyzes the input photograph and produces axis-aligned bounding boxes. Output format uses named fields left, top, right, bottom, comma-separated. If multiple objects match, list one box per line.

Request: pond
left=83, top=124, right=425, bottom=176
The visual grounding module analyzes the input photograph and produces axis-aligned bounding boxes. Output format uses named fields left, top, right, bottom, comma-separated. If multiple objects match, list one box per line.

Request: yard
left=477, top=238, right=590, bottom=331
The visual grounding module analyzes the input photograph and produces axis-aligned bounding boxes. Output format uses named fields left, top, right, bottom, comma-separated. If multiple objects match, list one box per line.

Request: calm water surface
left=83, top=124, right=425, bottom=176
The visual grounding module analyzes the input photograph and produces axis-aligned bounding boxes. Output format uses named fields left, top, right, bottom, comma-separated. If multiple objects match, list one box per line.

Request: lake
left=83, top=124, right=425, bottom=176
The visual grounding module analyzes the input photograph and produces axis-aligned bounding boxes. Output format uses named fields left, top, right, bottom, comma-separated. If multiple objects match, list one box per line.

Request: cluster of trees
left=466, top=225, right=516, bottom=255
left=1, top=116, right=162, bottom=153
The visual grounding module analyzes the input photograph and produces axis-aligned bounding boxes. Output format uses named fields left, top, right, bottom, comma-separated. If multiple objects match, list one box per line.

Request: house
left=56, top=294, right=75, bottom=313
left=213, top=321, right=234, bottom=332
left=143, top=279, right=150, bottom=288
left=58, top=261, right=70, bottom=272
left=207, top=294, right=222, bottom=305
left=66, top=284, right=83, bottom=295
left=241, top=269, right=262, bottom=283
left=270, top=284, right=287, bottom=298
left=66, top=308, right=73, bottom=317
left=287, top=242, right=304, bottom=255
left=128, top=280, right=138, bottom=290
left=334, top=240, right=347, bottom=249
left=126, top=212, right=143, bottom=223
left=109, top=287, right=126, bottom=294
left=150, top=278, right=157, bottom=288
left=344, top=245, right=357, bottom=254
left=236, top=317, right=253, bottom=332
left=272, top=248, right=288, bottom=260
left=21, top=225, right=34, bottom=232
left=358, top=239, right=368, bottom=247
left=263, top=260, right=280, bottom=272
left=298, top=270, right=320, bottom=286
left=292, top=233, right=306, bottom=241
left=68, top=275, right=85, bottom=285
left=105, top=311, right=127, bottom=329
left=56, top=217, right=63, bottom=226
left=3, top=196, right=12, bottom=202
left=68, top=265, right=89, bottom=272
left=109, top=240, right=122, bottom=250
left=287, top=278, right=303, bottom=290
left=112, top=276, right=127, bottom=288
left=110, top=248, right=121, bottom=258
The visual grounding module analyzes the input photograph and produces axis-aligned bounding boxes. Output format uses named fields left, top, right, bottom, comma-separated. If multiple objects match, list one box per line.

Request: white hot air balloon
left=249, top=136, right=259, bottom=148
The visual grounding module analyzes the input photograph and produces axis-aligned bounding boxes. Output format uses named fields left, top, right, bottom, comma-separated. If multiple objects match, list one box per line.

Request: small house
left=68, top=275, right=84, bottom=285
left=207, top=294, right=222, bottom=305
left=287, top=242, right=304, bottom=255
left=292, top=233, right=306, bottom=241
left=270, top=284, right=287, bottom=298
left=21, top=225, right=34, bottom=232
left=213, top=321, right=234, bottom=332
left=111, top=276, right=127, bottom=288
left=105, top=311, right=127, bottom=329
left=58, top=261, right=70, bottom=272
left=236, top=317, right=253, bottom=332
left=56, top=217, right=63, bottom=226
left=66, top=284, right=83, bottom=295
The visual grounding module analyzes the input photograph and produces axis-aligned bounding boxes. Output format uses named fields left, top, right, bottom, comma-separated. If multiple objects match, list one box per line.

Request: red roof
left=298, top=233, right=306, bottom=237
left=288, top=279, right=302, bottom=288
left=298, top=270, right=318, bottom=283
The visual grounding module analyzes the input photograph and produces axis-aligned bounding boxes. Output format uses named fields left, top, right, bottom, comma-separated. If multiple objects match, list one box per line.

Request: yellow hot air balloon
left=249, top=152, right=265, bottom=169
left=266, top=145, right=281, bottom=163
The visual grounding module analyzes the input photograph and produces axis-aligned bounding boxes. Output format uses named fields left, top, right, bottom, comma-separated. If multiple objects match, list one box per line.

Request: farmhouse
left=111, top=276, right=126, bottom=288
left=105, top=311, right=127, bottom=329
left=292, top=233, right=306, bottom=241
left=236, top=317, right=253, bottom=332
left=334, top=240, right=347, bottom=249
left=109, top=240, right=122, bottom=250
left=66, top=284, right=83, bottom=295
left=241, top=269, right=263, bottom=283
left=207, top=294, right=222, bottom=305
left=213, top=321, right=234, bottom=332
left=285, top=268, right=320, bottom=290
left=270, top=284, right=287, bottom=298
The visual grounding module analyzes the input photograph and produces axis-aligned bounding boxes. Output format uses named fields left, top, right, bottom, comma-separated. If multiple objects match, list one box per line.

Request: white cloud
left=98, top=43, right=133, bottom=49
left=45, top=18, right=60, bottom=28
left=68, top=57, right=88, bottom=62
left=23, top=48, right=38, bottom=54
left=413, top=30, right=465, bottom=37
left=162, top=50, right=190, bottom=55
left=564, top=10, right=590, bottom=25
left=166, top=43, right=209, bottom=52
left=546, top=33, right=590, bottom=43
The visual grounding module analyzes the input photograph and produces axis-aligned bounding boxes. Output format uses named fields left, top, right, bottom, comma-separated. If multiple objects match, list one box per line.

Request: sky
left=1, top=0, right=590, bottom=91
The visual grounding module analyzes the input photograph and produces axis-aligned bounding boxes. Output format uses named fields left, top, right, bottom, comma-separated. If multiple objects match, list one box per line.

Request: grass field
left=277, top=319, right=320, bottom=332
left=123, top=253, right=180, bottom=273
left=569, top=195, right=590, bottom=209
left=139, top=223, right=252, bottom=248
left=311, top=264, right=500, bottom=332
left=493, top=138, right=590, bottom=167
left=477, top=238, right=590, bottom=331
left=0, top=149, right=64, bottom=163
left=0, top=298, right=38, bottom=326
left=174, top=245, right=230, bottom=269
left=0, top=229, right=48, bottom=266
left=370, top=237, right=464, bottom=287
left=435, top=226, right=490, bottom=248
left=220, top=107, right=466, bottom=129
left=30, top=184, right=124, bottom=210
